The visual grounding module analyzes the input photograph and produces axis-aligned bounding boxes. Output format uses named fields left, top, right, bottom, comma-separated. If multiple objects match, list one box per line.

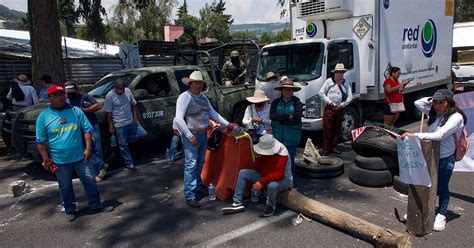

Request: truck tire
left=340, top=105, right=361, bottom=141
left=352, top=128, right=398, bottom=156
left=393, top=175, right=409, bottom=195
left=295, top=156, right=344, bottom=174
left=296, top=166, right=344, bottom=179
left=349, top=163, right=393, bottom=187
left=232, top=104, right=248, bottom=126
left=355, top=154, right=398, bottom=172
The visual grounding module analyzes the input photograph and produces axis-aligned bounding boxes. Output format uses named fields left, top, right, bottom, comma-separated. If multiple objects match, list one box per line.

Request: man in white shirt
left=7, top=74, right=39, bottom=111
left=318, top=63, right=353, bottom=155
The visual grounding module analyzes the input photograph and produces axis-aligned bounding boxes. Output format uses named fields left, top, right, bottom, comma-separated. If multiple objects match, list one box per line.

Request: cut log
left=278, top=190, right=411, bottom=248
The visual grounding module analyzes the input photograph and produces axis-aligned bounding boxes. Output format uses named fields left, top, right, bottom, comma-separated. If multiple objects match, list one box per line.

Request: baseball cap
left=431, top=89, right=453, bottom=101
left=47, top=85, right=66, bottom=96
left=64, top=80, right=78, bottom=90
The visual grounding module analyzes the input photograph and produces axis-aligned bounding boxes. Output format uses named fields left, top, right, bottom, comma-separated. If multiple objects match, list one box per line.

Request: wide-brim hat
left=246, top=89, right=270, bottom=103
left=265, top=72, right=278, bottom=81
left=13, top=74, right=31, bottom=84
left=331, top=63, right=347, bottom=73
left=253, top=134, right=288, bottom=156
left=182, top=70, right=205, bottom=85
left=274, top=78, right=301, bottom=92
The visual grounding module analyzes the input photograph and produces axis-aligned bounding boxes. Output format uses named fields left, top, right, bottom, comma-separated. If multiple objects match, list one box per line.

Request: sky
left=2, top=0, right=289, bottom=24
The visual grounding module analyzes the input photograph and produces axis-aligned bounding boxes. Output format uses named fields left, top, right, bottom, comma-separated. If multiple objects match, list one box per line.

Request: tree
left=175, top=0, right=199, bottom=46
left=198, top=1, right=234, bottom=42
left=77, top=0, right=108, bottom=44
left=273, top=29, right=291, bottom=42
left=260, top=32, right=274, bottom=43
left=57, top=0, right=78, bottom=37
left=231, top=31, right=256, bottom=40
left=456, top=0, right=474, bottom=22
left=28, top=0, right=65, bottom=87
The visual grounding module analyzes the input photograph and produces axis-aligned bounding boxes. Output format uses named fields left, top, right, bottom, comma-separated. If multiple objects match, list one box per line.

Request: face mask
left=334, top=73, right=344, bottom=83
left=231, top=58, right=240, bottom=66
left=67, top=92, right=80, bottom=98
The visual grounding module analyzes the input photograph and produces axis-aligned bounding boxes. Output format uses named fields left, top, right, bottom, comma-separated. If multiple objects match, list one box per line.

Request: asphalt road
left=0, top=120, right=473, bottom=247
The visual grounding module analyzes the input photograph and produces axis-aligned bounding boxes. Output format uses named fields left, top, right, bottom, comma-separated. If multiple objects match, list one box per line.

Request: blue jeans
left=167, top=135, right=181, bottom=162
left=182, top=133, right=207, bottom=200
left=90, top=124, right=105, bottom=175
left=55, top=160, right=102, bottom=214
left=286, top=145, right=297, bottom=176
left=438, top=154, right=455, bottom=215
left=233, top=169, right=292, bottom=208
left=115, top=123, right=148, bottom=166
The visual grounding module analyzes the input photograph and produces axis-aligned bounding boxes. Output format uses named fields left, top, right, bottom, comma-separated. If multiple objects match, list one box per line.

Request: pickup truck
left=2, top=65, right=254, bottom=163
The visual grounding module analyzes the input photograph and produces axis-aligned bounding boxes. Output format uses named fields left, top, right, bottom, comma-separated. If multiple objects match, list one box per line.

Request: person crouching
left=222, top=134, right=293, bottom=217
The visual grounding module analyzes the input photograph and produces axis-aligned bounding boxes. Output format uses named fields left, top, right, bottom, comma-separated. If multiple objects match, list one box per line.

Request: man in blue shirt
left=36, top=85, right=113, bottom=222
left=38, top=74, right=52, bottom=103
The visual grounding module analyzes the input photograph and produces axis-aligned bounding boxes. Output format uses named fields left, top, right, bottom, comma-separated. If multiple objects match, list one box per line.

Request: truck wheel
left=232, top=104, right=248, bottom=126
left=355, top=154, right=398, bottom=173
left=340, top=106, right=360, bottom=141
left=349, top=163, right=393, bottom=187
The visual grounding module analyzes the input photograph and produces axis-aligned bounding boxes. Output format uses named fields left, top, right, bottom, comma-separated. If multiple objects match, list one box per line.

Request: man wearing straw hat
left=260, top=72, right=281, bottom=103
left=319, top=63, right=353, bottom=155
left=221, top=134, right=293, bottom=217
left=174, top=70, right=238, bottom=208
left=7, top=74, right=39, bottom=111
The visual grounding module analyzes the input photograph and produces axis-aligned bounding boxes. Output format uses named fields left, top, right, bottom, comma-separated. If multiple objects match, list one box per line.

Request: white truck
left=256, top=0, right=454, bottom=140
left=452, top=22, right=474, bottom=92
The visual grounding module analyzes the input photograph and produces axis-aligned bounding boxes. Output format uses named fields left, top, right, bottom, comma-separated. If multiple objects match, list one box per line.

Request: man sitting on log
left=222, top=134, right=293, bottom=217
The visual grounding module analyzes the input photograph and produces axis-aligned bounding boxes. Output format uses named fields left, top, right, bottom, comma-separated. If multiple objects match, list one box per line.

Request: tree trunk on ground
left=28, top=0, right=65, bottom=88
left=278, top=190, right=412, bottom=248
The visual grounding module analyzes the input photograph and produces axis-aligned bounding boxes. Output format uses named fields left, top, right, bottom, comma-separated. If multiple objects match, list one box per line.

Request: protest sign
left=454, top=92, right=474, bottom=172
left=397, top=136, right=432, bottom=187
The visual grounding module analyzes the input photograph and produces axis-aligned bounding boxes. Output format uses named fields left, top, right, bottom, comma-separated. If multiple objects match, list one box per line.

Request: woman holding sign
left=383, top=67, right=409, bottom=126
left=402, top=89, right=467, bottom=232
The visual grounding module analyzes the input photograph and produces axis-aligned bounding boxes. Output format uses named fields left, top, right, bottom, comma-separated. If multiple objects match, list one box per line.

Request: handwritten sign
left=397, top=136, right=432, bottom=187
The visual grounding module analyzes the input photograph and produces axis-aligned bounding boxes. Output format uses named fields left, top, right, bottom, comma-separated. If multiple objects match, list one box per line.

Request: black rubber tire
left=295, top=156, right=344, bottom=174
left=340, top=105, right=361, bottom=142
left=349, top=163, right=393, bottom=187
left=296, top=166, right=344, bottom=179
left=355, top=154, right=399, bottom=172
left=393, top=175, right=409, bottom=195
left=352, top=128, right=398, bottom=156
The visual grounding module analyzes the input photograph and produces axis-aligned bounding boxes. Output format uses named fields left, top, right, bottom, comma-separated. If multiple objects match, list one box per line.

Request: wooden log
left=406, top=140, right=440, bottom=236
left=278, top=190, right=411, bottom=248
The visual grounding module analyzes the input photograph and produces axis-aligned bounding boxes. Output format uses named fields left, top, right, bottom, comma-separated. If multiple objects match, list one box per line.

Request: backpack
left=453, top=127, right=470, bottom=162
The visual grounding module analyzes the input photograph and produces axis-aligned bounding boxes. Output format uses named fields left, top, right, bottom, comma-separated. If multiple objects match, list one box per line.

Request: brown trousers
left=322, top=106, right=344, bottom=154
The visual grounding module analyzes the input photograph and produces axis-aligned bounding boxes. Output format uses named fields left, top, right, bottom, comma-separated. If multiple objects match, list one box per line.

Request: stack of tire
left=295, top=148, right=345, bottom=179
left=350, top=128, right=401, bottom=188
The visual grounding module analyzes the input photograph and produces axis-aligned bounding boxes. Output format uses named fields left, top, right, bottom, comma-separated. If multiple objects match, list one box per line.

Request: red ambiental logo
left=60, top=118, right=67, bottom=125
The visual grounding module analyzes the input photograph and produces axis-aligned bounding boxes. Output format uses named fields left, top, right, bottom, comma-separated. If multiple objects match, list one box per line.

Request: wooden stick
left=278, top=190, right=412, bottom=248
left=419, top=113, right=425, bottom=133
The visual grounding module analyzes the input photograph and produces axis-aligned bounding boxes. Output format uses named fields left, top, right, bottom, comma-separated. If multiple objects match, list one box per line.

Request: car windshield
left=452, top=47, right=474, bottom=65
left=88, top=73, right=137, bottom=98
left=257, top=43, right=324, bottom=82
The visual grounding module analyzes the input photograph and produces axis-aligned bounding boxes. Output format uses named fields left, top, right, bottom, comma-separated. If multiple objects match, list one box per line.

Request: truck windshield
left=452, top=47, right=474, bottom=65
left=257, top=43, right=324, bottom=82
left=88, top=74, right=137, bottom=98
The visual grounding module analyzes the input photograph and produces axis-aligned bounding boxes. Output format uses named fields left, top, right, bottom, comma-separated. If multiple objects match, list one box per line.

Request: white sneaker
left=433, top=213, right=446, bottom=231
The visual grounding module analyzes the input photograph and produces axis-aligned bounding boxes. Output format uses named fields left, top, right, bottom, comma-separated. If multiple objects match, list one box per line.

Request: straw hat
left=275, top=77, right=301, bottom=92
left=246, top=90, right=270, bottom=103
left=182, top=71, right=205, bottom=85
left=13, top=74, right=31, bottom=84
left=331, top=63, right=347, bottom=73
left=253, top=134, right=288, bottom=156
left=265, top=72, right=278, bottom=81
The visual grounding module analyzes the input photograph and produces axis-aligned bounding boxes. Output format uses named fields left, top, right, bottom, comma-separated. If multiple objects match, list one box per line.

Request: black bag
left=207, top=129, right=222, bottom=151
left=245, top=128, right=262, bottom=144
left=11, top=84, right=25, bottom=102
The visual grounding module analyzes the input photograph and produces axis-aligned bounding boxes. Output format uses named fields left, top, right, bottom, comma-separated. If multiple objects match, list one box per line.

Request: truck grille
left=298, top=0, right=326, bottom=18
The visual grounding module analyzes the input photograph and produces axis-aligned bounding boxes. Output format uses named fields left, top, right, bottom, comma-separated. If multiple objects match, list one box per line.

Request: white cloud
left=1, top=0, right=289, bottom=24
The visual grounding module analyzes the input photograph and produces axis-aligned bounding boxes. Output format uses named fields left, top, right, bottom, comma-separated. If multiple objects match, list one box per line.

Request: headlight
left=305, top=95, right=321, bottom=118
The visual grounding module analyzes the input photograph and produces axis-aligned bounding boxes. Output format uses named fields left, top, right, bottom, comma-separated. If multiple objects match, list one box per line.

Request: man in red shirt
left=222, top=134, right=293, bottom=217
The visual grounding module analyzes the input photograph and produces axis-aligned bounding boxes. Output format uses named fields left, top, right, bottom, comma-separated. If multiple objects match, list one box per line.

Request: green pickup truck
left=2, top=64, right=255, bottom=163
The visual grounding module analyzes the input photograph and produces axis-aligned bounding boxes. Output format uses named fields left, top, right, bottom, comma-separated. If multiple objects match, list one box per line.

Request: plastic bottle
left=292, top=214, right=303, bottom=226
left=208, top=183, right=216, bottom=201
left=110, top=135, right=117, bottom=147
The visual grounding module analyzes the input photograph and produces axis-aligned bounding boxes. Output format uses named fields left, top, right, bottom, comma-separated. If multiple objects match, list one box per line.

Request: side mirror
left=133, top=89, right=149, bottom=100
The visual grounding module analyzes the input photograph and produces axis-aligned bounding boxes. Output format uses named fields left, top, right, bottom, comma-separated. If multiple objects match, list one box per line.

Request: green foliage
left=175, top=0, right=199, bottom=45
left=259, top=32, right=274, bottom=43
left=57, top=0, right=78, bottom=37
left=198, top=0, right=234, bottom=42
left=456, top=0, right=474, bottom=22
left=231, top=31, right=256, bottom=40
left=0, top=4, right=26, bottom=20
left=273, top=28, right=291, bottom=42
left=77, top=0, right=108, bottom=44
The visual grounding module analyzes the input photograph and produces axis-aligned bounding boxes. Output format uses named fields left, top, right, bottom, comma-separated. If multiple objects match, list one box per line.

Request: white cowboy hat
left=331, top=63, right=347, bottom=73
left=182, top=71, right=205, bottom=85
left=246, top=90, right=270, bottom=103
left=13, top=74, right=31, bottom=84
left=253, top=134, right=288, bottom=156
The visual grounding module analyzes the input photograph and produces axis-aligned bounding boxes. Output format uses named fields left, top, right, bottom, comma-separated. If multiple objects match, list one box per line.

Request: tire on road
left=296, top=156, right=344, bottom=174
left=392, top=175, right=409, bottom=195
left=355, top=154, right=399, bottom=173
left=349, top=163, right=393, bottom=187
left=296, top=166, right=344, bottom=179
left=352, top=128, right=398, bottom=156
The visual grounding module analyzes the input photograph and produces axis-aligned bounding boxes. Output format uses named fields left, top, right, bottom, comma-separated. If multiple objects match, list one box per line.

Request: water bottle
left=292, top=214, right=303, bottom=226
left=110, top=135, right=117, bottom=147
left=208, top=183, right=216, bottom=201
